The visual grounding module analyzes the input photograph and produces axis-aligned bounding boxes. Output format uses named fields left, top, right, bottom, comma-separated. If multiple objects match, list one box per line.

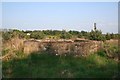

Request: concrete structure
left=23, top=39, right=103, bottom=56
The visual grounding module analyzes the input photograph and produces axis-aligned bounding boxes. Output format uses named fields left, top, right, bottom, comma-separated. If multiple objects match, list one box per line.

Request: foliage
left=1, top=29, right=119, bottom=41
left=88, top=30, right=106, bottom=41
left=30, top=31, right=45, bottom=39
left=81, top=31, right=88, bottom=36
left=103, top=44, right=119, bottom=59
left=96, top=50, right=106, bottom=57
left=69, top=30, right=79, bottom=35
left=77, top=33, right=82, bottom=38
left=2, top=29, right=26, bottom=40
left=2, top=31, right=12, bottom=40
left=105, top=33, right=111, bottom=40
left=60, top=30, right=72, bottom=39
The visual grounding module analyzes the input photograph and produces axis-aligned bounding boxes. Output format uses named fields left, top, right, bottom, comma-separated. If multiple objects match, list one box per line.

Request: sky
left=2, top=2, right=118, bottom=33
left=1, top=0, right=119, bottom=2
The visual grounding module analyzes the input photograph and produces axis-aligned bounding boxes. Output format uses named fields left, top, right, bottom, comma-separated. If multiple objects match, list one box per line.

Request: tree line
left=1, top=29, right=119, bottom=41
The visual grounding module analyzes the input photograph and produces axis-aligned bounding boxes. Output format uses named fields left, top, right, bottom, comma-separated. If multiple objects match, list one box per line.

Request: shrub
left=2, top=32, right=12, bottom=40
left=97, top=49, right=107, bottom=57
left=88, top=30, right=106, bottom=41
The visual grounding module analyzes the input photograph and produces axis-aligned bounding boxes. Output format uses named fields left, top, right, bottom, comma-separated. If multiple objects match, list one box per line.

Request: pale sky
left=2, top=2, right=118, bottom=33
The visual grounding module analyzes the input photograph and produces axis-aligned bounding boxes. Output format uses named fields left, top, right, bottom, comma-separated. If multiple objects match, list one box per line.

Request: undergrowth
left=2, top=51, right=119, bottom=78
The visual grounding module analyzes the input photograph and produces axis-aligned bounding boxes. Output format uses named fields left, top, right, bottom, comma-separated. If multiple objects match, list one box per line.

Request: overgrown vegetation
left=2, top=50, right=118, bottom=78
left=1, top=26, right=119, bottom=78
left=1, top=28, right=119, bottom=41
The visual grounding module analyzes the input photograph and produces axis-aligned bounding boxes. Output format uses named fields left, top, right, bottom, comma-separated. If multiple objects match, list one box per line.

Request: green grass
left=2, top=51, right=118, bottom=78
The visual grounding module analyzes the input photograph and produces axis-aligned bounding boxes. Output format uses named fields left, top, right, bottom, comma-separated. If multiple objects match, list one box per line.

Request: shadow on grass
left=2, top=50, right=119, bottom=78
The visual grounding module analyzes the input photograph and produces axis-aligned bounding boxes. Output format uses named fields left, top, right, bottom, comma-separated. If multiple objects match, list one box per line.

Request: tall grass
left=2, top=51, right=118, bottom=78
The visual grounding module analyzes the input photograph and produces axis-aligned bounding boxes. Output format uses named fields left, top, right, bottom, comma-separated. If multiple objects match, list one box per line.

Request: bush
left=30, top=32, right=45, bottom=39
left=96, top=50, right=107, bottom=57
left=60, top=30, right=72, bottom=39
left=105, top=33, right=111, bottom=40
left=2, top=32, right=12, bottom=40
left=89, top=30, right=106, bottom=41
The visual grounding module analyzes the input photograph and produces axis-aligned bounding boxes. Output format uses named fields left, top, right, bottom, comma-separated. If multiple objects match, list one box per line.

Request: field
left=2, top=50, right=119, bottom=78
left=1, top=2, right=119, bottom=79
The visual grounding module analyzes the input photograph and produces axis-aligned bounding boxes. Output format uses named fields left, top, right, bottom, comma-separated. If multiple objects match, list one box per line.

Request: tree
left=81, top=31, right=88, bottom=36
left=30, top=31, right=45, bottom=39
left=110, top=33, right=115, bottom=39
left=60, top=30, right=72, bottom=39
left=89, top=30, right=105, bottom=41
left=105, top=33, right=111, bottom=40
left=78, top=33, right=82, bottom=38
left=69, top=30, right=79, bottom=35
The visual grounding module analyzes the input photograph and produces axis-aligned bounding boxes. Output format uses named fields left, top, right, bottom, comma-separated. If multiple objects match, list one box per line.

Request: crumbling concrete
left=23, top=40, right=103, bottom=56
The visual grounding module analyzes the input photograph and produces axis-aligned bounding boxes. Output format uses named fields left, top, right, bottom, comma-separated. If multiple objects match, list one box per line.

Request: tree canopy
left=1, top=29, right=119, bottom=41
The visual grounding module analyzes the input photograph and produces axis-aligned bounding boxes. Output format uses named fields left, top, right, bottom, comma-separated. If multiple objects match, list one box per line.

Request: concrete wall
left=23, top=40, right=103, bottom=56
